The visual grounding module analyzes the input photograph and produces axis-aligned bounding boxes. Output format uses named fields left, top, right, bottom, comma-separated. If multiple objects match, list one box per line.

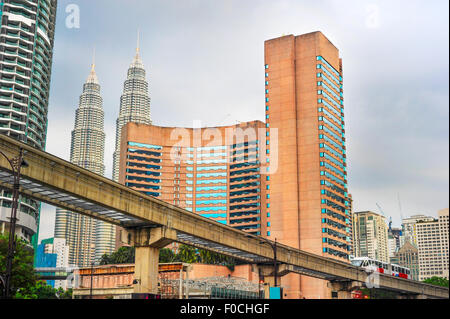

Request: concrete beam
left=129, top=226, right=177, bottom=248
left=259, top=264, right=290, bottom=278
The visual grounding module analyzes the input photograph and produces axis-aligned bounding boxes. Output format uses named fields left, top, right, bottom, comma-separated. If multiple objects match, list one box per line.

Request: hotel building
left=0, top=0, right=57, bottom=246
left=116, top=31, right=350, bottom=299
left=264, top=32, right=351, bottom=298
left=116, top=121, right=268, bottom=246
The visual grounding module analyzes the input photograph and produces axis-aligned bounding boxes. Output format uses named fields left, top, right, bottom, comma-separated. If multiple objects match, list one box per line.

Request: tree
left=423, top=277, right=449, bottom=288
left=15, top=280, right=56, bottom=299
left=159, top=248, right=176, bottom=263
left=175, top=245, right=198, bottom=264
left=99, top=246, right=135, bottom=265
left=0, top=233, right=36, bottom=297
left=100, top=244, right=237, bottom=271
left=15, top=281, right=73, bottom=299
left=0, top=234, right=74, bottom=299
left=56, top=287, right=73, bottom=299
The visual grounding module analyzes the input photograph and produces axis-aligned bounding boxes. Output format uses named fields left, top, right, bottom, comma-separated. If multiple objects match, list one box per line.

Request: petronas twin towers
left=54, top=39, right=152, bottom=267
left=113, top=45, right=152, bottom=182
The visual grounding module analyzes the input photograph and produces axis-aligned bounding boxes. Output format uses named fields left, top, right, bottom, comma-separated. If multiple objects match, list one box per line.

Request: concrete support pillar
left=128, top=226, right=177, bottom=295
left=134, top=246, right=160, bottom=294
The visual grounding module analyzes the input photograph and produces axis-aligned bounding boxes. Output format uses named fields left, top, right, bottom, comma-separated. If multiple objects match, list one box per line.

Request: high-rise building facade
left=110, top=43, right=152, bottom=254
left=416, top=209, right=449, bottom=281
left=264, top=32, right=351, bottom=298
left=390, top=240, right=419, bottom=281
left=54, top=62, right=108, bottom=267
left=0, top=0, right=57, bottom=245
left=402, top=214, right=435, bottom=247
left=116, top=121, right=268, bottom=247
left=35, top=237, right=70, bottom=289
left=388, top=227, right=403, bottom=258
left=112, top=45, right=151, bottom=182
left=353, top=211, right=389, bottom=263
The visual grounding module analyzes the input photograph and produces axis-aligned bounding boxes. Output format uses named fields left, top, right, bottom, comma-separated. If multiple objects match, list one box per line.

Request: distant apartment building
left=402, top=214, right=435, bottom=246
left=353, top=211, right=389, bottom=263
left=390, top=241, right=419, bottom=281
left=35, top=237, right=70, bottom=289
left=388, top=227, right=403, bottom=258
left=416, top=209, right=449, bottom=281
left=116, top=121, right=268, bottom=246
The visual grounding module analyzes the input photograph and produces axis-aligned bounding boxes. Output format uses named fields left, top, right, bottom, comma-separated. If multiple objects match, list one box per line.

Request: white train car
left=350, top=256, right=410, bottom=279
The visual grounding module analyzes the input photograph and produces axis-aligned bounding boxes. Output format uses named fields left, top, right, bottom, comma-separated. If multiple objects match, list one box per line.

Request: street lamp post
left=0, top=148, right=28, bottom=299
left=90, top=261, right=94, bottom=299
left=260, top=238, right=278, bottom=288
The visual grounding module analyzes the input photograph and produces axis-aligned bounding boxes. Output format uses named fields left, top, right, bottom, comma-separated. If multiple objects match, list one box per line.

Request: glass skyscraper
left=0, top=0, right=57, bottom=247
left=54, top=61, right=109, bottom=267
left=113, top=43, right=152, bottom=182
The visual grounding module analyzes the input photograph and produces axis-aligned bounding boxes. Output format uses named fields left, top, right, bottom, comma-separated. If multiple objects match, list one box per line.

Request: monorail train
left=350, top=256, right=411, bottom=279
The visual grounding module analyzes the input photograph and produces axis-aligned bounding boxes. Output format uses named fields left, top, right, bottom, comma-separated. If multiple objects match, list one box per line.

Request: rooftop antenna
left=137, top=28, right=141, bottom=53
left=92, top=47, right=96, bottom=69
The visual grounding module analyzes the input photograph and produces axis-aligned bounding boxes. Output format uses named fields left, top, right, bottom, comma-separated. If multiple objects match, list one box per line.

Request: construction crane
left=376, top=203, right=385, bottom=217
left=376, top=203, right=393, bottom=231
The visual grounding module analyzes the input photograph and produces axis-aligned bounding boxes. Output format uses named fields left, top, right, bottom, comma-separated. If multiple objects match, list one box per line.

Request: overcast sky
left=38, top=0, right=449, bottom=241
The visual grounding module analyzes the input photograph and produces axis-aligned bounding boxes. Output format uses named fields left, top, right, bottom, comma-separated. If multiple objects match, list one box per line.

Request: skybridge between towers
left=0, top=135, right=448, bottom=299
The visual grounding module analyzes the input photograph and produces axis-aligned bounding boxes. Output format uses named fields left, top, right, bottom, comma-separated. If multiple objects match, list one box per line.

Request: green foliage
left=100, top=244, right=237, bottom=270
left=175, top=245, right=198, bottom=264
left=99, top=246, right=135, bottom=265
left=197, top=249, right=235, bottom=271
left=56, top=287, right=73, bottom=299
left=15, top=281, right=73, bottom=299
left=0, top=233, right=37, bottom=296
left=159, top=248, right=176, bottom=263
left=423, top=277, right=449, bottom=287
left=1, top=233, right=72, bottom=299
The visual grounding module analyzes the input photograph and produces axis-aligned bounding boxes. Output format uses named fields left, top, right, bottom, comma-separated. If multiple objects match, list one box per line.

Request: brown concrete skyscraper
left=264, top=32, right=351, bottom=298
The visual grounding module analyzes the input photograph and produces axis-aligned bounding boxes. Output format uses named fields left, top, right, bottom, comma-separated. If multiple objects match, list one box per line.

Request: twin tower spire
left=87, top=29, right=143, bottom=84
left=54, top=31, right=152, bottom=267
